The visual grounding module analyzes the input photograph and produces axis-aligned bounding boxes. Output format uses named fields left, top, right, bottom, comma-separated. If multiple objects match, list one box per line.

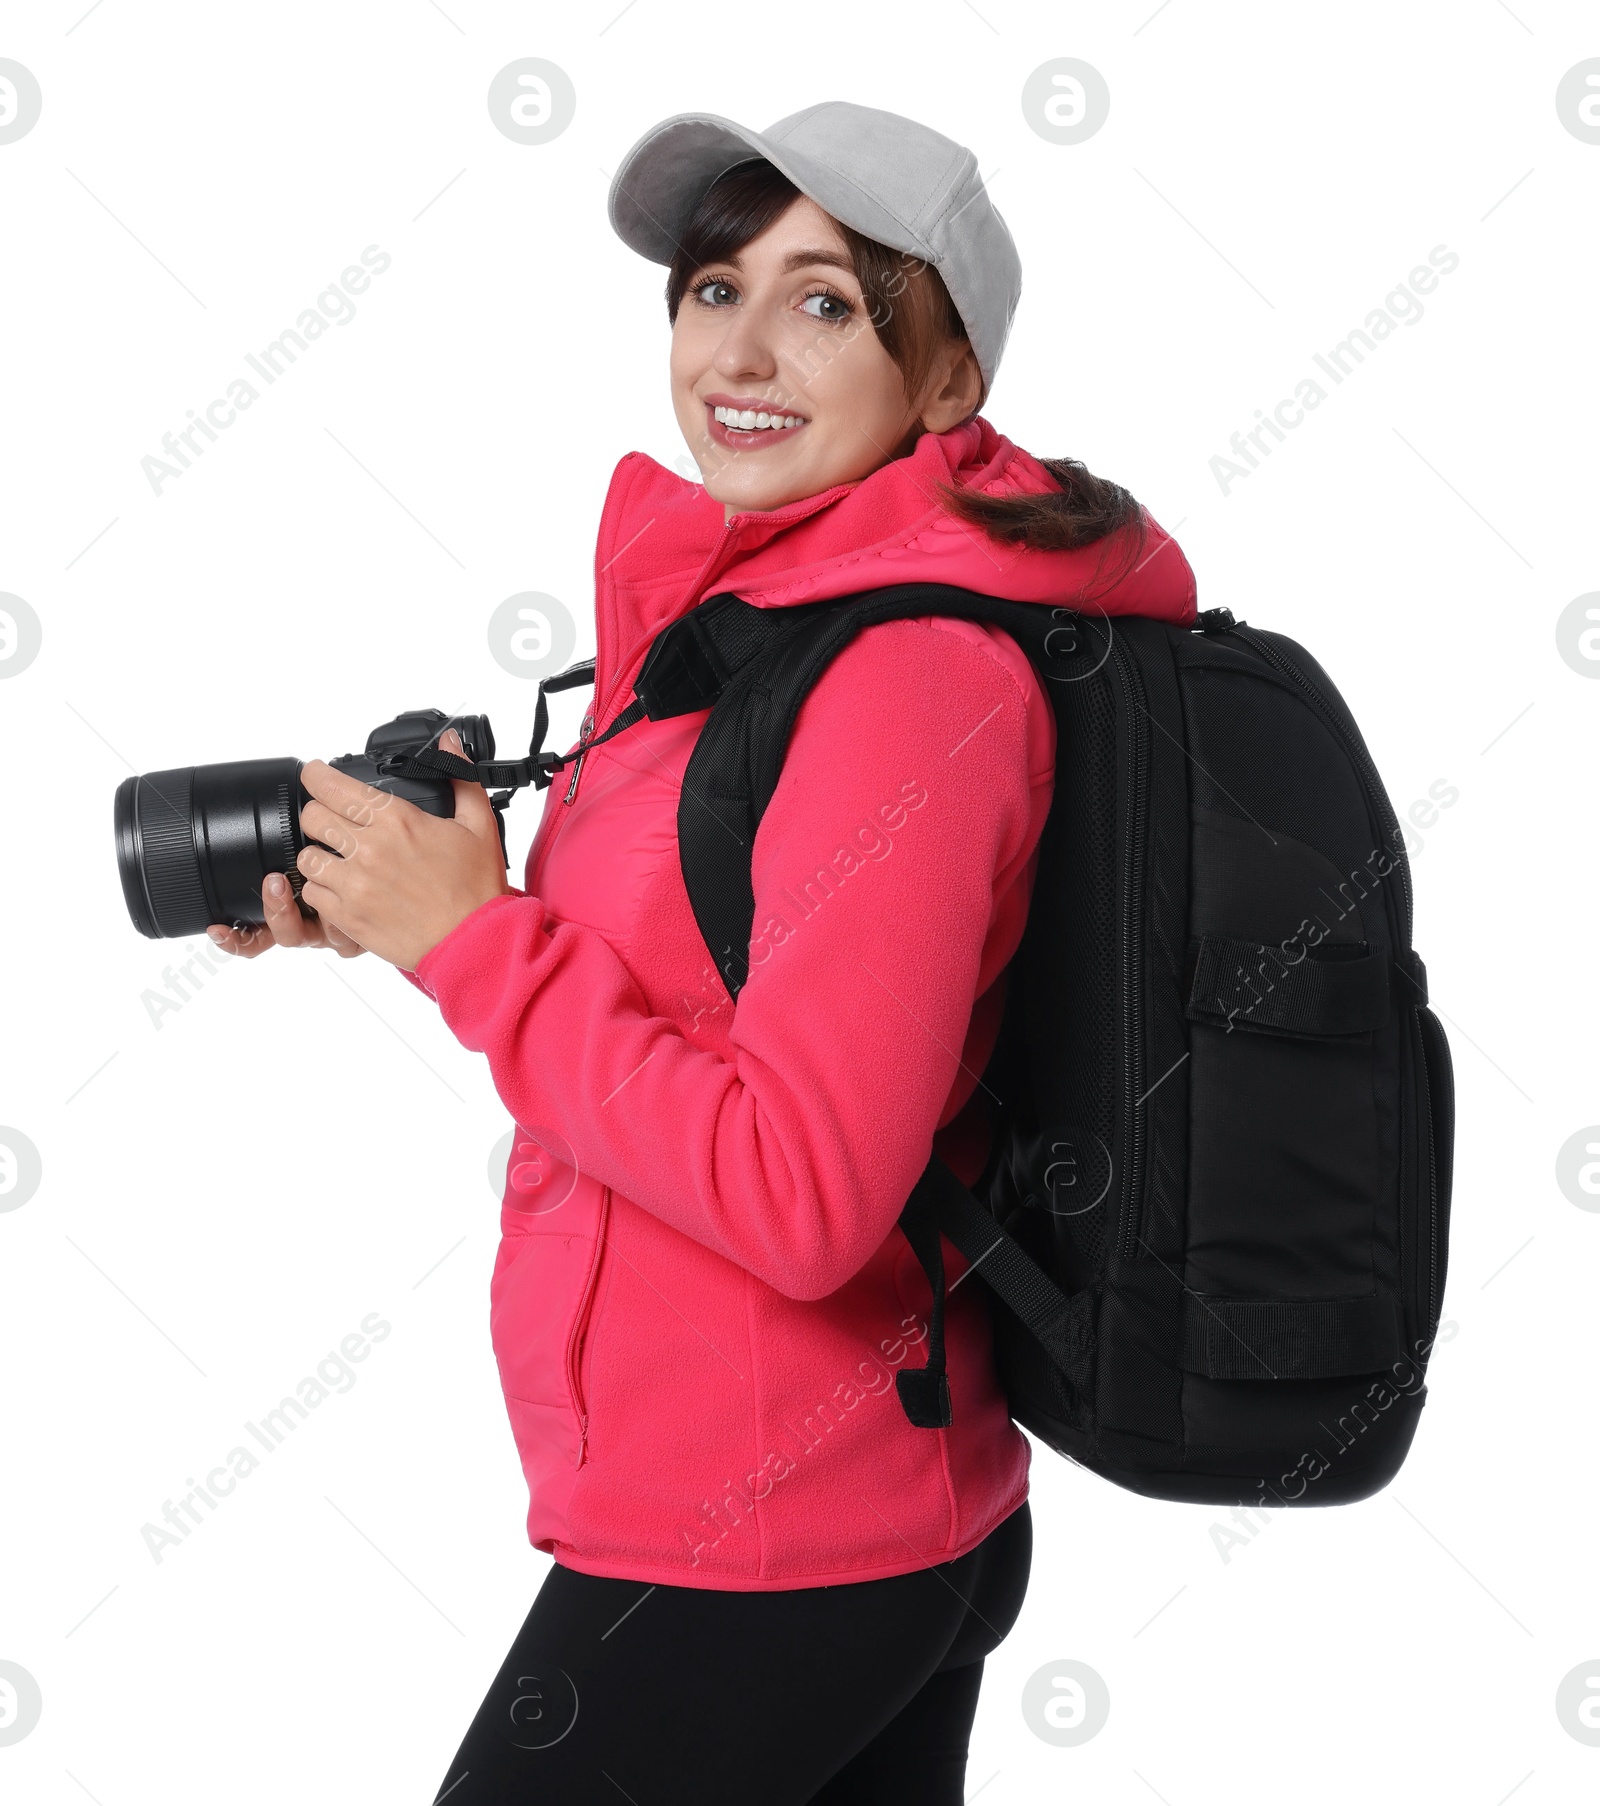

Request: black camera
left=111, top=636, right=670, bottom=940
left=114, top=708, right=501, bottom=940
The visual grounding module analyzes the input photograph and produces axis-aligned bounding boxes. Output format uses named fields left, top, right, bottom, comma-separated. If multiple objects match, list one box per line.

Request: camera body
left=115, top=708, right=500, bottom=940
left=330, top=709, right=496, bottom=814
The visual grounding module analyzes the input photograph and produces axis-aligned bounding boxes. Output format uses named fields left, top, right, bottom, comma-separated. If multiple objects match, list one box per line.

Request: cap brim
left=607, top=111, right=934, bottom=268
left=607, top=114, right=773, bottom=264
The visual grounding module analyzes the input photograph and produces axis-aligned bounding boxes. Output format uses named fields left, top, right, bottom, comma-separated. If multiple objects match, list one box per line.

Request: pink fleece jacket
left=403, top=416, right=1196, bottom=1589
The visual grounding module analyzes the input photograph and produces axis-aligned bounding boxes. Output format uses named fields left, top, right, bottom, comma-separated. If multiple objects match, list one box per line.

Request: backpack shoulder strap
left=631, top=583, right=1096, bottom=1432
left=636, top=583, right=1048, bottom=993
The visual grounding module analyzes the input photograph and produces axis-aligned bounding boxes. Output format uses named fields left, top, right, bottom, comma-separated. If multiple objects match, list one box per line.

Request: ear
left=918, top=341, right=985, bottom=433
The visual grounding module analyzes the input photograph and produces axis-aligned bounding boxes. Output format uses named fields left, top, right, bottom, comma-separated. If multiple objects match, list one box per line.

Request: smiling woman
left=664, top=160, right=982, bottom=513
left=204, top=97, right=1197, bottom=1804
left=664, top=154, right=1146, bottom=563
left=407, top=104, right=1195, bottom=1804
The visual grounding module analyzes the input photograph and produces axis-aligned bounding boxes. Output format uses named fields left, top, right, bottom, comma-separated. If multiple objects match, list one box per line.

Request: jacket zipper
left=562, top=708, right=596, bottom=805
left=559, top=521, right=755, bottom=812
left=566, top=1188, right=611, bottom=1467
left=1111, top=638, right=1150, bottom=1263
left=522, top=697, right=596, bottom=888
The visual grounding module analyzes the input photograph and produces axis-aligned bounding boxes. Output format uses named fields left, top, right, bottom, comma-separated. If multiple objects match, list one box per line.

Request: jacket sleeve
left=397, top=887, right=527, bottom=997
left=405, top=618, right=1052, bottom=1301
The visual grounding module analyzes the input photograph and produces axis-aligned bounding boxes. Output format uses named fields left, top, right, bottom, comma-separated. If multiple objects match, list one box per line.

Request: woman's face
left=670, top=195, right=979, bottom=519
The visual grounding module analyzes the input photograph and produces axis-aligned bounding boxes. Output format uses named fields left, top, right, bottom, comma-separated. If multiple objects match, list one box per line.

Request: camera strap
left=380, top=594, right=792, bottom=830
left=376, top=657, right=650, bottom=826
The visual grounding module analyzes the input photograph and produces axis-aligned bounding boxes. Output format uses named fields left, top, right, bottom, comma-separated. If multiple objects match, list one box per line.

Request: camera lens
left=114, top=758, right=308, bottom=940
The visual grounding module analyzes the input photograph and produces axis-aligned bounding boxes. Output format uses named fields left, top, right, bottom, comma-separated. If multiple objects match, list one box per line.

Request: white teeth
left=712, top=405, right=805, bottom=431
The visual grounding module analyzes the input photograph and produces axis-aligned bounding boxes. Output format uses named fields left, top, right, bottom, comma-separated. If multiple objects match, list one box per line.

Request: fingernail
left=206, top=926, right=226, bottom=943
left=268, top=873, right=287, bottom=898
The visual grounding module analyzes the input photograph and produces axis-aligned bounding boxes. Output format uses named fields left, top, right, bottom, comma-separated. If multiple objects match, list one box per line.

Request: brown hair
left=665, top=157, right=1148, bottom=576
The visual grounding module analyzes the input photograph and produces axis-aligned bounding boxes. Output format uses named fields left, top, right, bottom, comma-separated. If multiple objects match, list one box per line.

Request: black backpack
left=601, top=582, right=1456, bottom=1508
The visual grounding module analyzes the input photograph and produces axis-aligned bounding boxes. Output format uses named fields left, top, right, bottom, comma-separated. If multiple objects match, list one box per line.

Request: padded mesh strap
left=1186, top=935, right=1390, bottom=1037
left=1178, top=1293, right=1403, bottom=1380
left=633, top=591, right=806, bottom=721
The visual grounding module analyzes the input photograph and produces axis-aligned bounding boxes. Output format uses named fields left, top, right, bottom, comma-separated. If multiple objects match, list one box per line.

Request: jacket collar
left=589, top=415, right=1197, bottom=723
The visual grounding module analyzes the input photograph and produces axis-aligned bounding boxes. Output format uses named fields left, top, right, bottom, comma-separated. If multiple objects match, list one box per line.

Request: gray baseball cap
left=607, top=101, right=1021, bottom=393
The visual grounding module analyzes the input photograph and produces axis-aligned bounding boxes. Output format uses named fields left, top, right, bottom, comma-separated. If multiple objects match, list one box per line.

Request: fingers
left=295, top=875, right=364, bottom=955
left=323, top=918, right=366, bottom=958
left=299, top=757, right=391, bottom=821
left=439, top=727, right=501, bottom=844
left=205, top=871, right=366, bottom=958
left=209, top=873, right=311, bottom=954
left=299, top=798, right=368, bottom=855
left=261, top=871, right=313, bottom=946
left=298, top=877, right=342, bottom=927
left=206, top=920, right=273, bottom=958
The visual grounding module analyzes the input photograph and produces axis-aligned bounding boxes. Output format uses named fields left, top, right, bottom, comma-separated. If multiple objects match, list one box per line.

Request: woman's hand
left=206, top=872, right=367, bottom=958
left=206, top=729, right=513, bottom=969
left=292, top=727, right=513, bottom=972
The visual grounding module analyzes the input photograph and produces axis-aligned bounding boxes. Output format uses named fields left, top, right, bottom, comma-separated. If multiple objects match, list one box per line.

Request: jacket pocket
left=490, top=1179, right=609, bottom=1469
left=565, top=1189, right=610, bottom=1462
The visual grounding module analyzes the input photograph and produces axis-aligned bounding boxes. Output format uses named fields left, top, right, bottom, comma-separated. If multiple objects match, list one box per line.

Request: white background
left=2, top=1, right=1596, bottom=1800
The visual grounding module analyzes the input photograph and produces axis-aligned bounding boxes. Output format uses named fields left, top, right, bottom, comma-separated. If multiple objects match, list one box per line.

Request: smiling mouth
left=712, top=404, right=806, bottom=431
left=704, top=399, right=809, bottom=451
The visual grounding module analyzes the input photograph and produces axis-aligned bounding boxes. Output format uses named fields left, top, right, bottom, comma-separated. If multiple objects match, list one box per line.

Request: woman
left=209, top=103, right=1196, bottom=1803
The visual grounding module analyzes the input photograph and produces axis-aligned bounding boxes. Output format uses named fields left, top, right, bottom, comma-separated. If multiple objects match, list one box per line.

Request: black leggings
left=435, top=1501, right=1032, bottom=1804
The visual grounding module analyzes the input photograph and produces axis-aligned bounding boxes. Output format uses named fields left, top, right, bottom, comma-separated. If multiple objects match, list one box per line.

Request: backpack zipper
left=1415, top=1017, right=1439, bottom=1333
left=1223, top=619, right=1439, bottom=1341
left=1110, top=637, right=1151, bottom=1263
left=1227, top=624, right=1413, bottom=944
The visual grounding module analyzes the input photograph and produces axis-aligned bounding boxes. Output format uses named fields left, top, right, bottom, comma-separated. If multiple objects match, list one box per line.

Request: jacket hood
left=593, top=415, right=1196, bottom=695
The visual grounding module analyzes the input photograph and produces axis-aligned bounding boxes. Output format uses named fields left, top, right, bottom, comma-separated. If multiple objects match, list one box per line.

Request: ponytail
left=938, top=457, right=1149, bottom=583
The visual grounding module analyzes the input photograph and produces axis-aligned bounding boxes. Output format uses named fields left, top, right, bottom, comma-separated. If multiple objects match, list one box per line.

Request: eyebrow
left=711, top=246, right=858, bottom=279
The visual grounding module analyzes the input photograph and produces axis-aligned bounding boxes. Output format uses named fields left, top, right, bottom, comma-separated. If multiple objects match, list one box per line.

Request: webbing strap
left=1185, top=935, right=1390, bottom=1037
left=894, top=1157, right=1094, bottom=1429
left=386, top=748, right=545, bottom=788
left=1178, top=1292, right=1403, bottom=1380
left=894, top=1184, right=952, bottom=1428
left=385, top=696, right=647, bottom=793
left=1393, top=947, right=1429, bottom=1007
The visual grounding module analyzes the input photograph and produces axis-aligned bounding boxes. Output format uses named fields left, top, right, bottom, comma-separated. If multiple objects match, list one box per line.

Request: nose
left=711, top=302, right=778, bottom=385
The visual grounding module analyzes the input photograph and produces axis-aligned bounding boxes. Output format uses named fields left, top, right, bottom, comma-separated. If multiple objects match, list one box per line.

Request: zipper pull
left=1196, top=607, right=1238, bottom=634
left=563, top=709, right=595, bottom=806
